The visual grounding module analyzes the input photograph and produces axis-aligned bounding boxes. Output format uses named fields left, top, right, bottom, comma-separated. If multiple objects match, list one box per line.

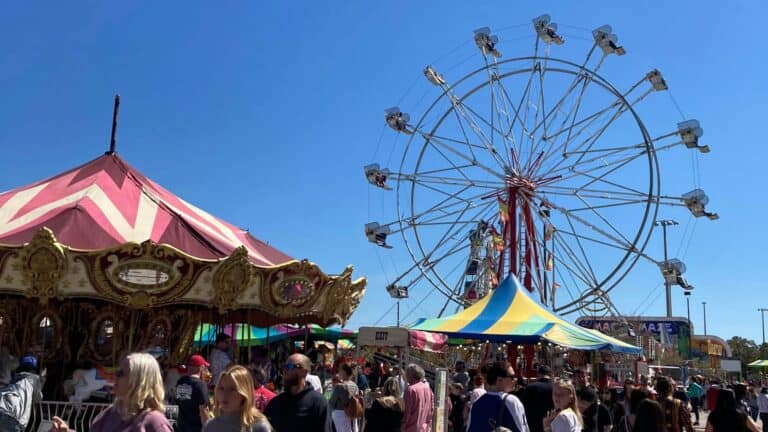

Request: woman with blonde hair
left=364, top=376, right=404, bottom=432
left=50, top=352, right=173, bottom=432
left=543, top=380, right=582, bottom=432
left=203, top=365, right=271, bottom=432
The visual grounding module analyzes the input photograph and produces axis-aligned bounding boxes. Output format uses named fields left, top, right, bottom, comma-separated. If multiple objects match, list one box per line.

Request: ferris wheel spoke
left=526, top=59, right=551, bottom=168
left=555, top=228, right=656, bottom=263
left=549, top=234, right=598, bottom=287
left=482, top=58, right=515, bottom=169
left=562, top=198, right=649, bottom=213
left=417, top=199, right=496, bottom=262
left=424, top=134, right=506, bottom=180
left=539, top=184, right=648, bottom=200
left=436, top=83, right=509, bottom=171
left=452, top=102, right=514, bottom=169
left=559, top=212, right=600, bottom=285
left=405, top=174, right=501, bottom=190
left=486, top=60, right=517, bottom=165
left=557, top=84, right=659, bottom=172
left=406, top=186, right=482, bottom=225
left=554, top=205, right=640, bottom=257
left=419, top=136, right=479, bottom=182
left=571, top=193, right=634, bottom=246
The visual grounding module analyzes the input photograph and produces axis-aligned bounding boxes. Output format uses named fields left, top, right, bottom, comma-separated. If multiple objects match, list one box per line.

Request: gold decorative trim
left=19, top=228, right=67, bottom=305
left=320, top=266, right=367, bottom=325
left=212, top=246, right=255, bottom=313
left=79, top=240, right=209, bottom=308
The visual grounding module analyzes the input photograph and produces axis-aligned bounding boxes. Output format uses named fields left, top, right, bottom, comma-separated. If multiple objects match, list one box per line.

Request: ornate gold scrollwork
left=260, top=259, right=323, bottom=320
left=19, top=228, right=67, bottom=305
left=319, top=265, right=367, bottom=326
left=212, top=246, right=254, bottom=313
left=80, top=240, right=209, bottom=308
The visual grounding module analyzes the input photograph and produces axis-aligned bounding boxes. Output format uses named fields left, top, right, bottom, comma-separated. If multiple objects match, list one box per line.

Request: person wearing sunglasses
left=467, top=361, right=529, bottom=432
left=49, top=352, right=173, bottom=432
left=264, top=354, right=328, bottom=432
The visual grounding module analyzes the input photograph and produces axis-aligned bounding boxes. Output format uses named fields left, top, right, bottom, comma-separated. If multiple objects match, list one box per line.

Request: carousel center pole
left=107, top=94, right=120, bottom=155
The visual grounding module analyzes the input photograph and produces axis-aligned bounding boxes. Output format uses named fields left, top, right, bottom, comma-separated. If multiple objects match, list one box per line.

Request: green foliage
left=727, top=336, right=759, bottom=374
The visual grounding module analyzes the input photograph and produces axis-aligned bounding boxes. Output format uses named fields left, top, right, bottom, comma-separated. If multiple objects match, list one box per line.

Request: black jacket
left=264, top=383, right=328, bottom=432
left=522, top=378, right=554, bottom=432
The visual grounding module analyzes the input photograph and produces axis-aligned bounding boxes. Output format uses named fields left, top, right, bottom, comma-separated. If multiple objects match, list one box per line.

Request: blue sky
left=0, top=1, right=766, bottom=343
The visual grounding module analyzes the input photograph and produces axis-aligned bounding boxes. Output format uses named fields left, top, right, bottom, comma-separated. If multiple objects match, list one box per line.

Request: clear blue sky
left=0, top=1, right=765, bottom=343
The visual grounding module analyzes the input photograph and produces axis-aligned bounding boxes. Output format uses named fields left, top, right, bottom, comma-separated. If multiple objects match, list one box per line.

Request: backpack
left=345, top=392, right=364, bottom=419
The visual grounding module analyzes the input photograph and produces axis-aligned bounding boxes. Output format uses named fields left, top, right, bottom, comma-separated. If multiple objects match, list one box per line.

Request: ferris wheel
left=365, top=15, right=717, bottom=317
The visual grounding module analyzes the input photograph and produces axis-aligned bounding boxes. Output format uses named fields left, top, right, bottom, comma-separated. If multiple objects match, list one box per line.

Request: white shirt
left=758, top=392, right=768, bottom=413
left=467, top=391, right=530, bottom=432
left=307, top=374, right=323, bottom=393
left=551, top=408, right=580, bottom=432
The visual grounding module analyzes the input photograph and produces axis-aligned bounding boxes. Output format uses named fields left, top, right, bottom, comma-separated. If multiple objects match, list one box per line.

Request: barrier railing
left=25, top=401, right=178, bottom=432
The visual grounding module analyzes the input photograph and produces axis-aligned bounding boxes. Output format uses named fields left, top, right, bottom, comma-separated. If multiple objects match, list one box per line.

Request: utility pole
left=759, top=308, right=768, bottom=345
left=702, top=301, right=708, bottom=336
left=655, top=219, right=679, bottom=317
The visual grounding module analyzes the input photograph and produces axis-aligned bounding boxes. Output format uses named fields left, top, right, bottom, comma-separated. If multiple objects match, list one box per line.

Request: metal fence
left=25, top=401, right=178, bottom=432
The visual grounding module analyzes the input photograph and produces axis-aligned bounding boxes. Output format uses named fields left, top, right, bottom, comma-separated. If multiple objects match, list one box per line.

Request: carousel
left=0, top=99, right=366, bottom=385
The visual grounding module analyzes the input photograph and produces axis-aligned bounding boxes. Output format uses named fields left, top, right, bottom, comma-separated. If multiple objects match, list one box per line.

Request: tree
left=727, top=336, right=759, bottom=375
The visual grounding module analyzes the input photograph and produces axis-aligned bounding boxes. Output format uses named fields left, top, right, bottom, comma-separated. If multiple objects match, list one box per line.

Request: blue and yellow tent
left=412, top=275, right=641, bottom=354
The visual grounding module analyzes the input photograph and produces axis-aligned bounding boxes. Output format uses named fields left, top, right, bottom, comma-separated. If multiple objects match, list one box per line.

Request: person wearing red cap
left=174, top=355, right=211, bottom=432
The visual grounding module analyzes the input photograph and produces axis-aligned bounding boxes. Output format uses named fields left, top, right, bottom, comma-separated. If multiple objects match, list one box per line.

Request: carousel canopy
left=412, top=275, right=641, bottom=354
left=0, top=152, right=365, bottom=336
left=0, top=153, right=290, bottom=266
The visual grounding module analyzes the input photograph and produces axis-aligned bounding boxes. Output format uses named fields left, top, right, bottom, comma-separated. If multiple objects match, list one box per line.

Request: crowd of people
left=3, top=335, right=768, bottom=432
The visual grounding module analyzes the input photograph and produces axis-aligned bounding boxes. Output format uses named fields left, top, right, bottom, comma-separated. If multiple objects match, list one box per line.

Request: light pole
left=702, top=301, right=708, bottom=336
left=655, top=219, right=679, bottom=317
left=684, top=291, right=691, bottom=325
left=759, top=308, right=768, bottom=345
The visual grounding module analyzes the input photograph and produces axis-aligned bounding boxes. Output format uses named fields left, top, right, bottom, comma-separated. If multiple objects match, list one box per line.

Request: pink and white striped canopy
left=0, top=153, right=293, bottom=266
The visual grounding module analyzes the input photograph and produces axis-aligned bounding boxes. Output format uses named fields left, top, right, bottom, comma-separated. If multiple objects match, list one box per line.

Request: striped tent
left=747, top=360, right=768, bottom=367
left=412, top=275, right=641, bottom=354
left=194, top=323, right=357, bottom=347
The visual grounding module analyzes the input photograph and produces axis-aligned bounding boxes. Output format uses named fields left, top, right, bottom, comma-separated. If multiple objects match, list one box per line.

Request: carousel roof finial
left=106, top=94, right=120, bottom=155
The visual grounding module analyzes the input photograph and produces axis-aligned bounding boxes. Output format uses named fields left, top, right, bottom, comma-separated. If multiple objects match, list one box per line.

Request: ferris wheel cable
left=553, top=227, right=656, bottom=263
left=401, top=172, right=500, bottom=189
left=545, top=140, right=679, bottom=186
left=412, top=200, right=496, bottom=263
left=556, top=203, right=647, bottom=264
left=572, top=194, right=635, bottom=246
left=566, top=198, right=650, bottom=213
left=560, top=211, right=600, bottom=284
left=483, top=57, right=515, bottom=168
left=539, top=184, right=649, bottom=199
left=630, top=282, right=663, bottom=316
left=402, top=186, right=488, bottom=227
left=407, top=205, right=498, bottom=305
left=537, top=73, right=655, bottom=171
left=422, top=135, right=505, bottom=180
left=437, top=85, right=509, bottom=171
left=559, top=88, right=656, bottom=171
left=673, top=215, right=693, bottom=259
left=371, top=122, right=389, bottom=161
left=418, top=138, right=477, bottom=183
left=680, top=218, right=699, bottom=260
